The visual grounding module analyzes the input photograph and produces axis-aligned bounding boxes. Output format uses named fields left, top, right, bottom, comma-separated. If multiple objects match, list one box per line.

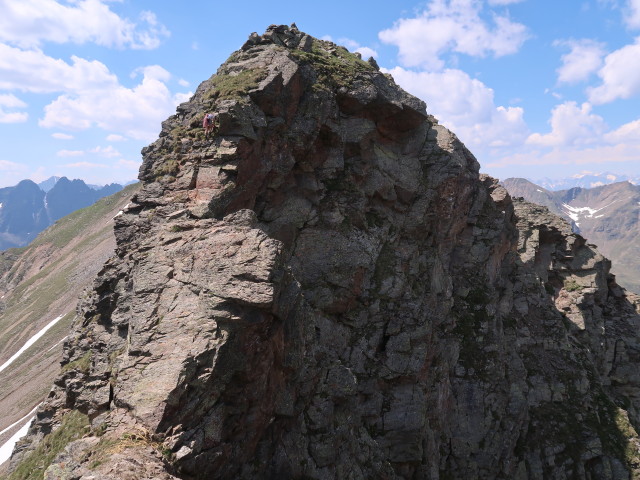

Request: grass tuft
left=8, top=410, right=89, bottom=480
left=207, top=67, right=268, bottom=101
left=291, top=39, right=375, bottom=91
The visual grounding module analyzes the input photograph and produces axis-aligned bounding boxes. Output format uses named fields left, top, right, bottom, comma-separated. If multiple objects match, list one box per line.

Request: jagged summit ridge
left=6, top=25, right=640, bottom=480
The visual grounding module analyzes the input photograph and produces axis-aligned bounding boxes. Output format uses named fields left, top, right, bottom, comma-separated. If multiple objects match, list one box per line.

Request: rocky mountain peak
left=6, top=26, right=640, bottom=480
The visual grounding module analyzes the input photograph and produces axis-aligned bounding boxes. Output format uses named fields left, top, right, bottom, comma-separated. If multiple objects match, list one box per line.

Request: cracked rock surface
left=7, top=25, right=640, bottom=480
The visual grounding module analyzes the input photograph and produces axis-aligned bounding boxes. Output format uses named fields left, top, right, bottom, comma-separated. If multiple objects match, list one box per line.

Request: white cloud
left=62, top=161, right=108, bottom=168
left=0, top=33, right=188, bottom=141
left=0, top=0, right=169, bottom=50
left=356, top=47, right=378, bottom=59
left=0, top=93, right=26, bottom=108
left=106, top=134, right=126, bottom=141
left=178, top=78, right=190, bottom=87
left=485, top=101, right=640, bottom=175
left=555, top=39, right=606, bottom=84
left=116, top=158, right=140, bottom=169
left=379, top=0, right=529, bottom=70
left=0, top=160, right=28, bottom=187
left=88, top=145, right=121, bottom=158
left=55, top=145, right=122, bottom=160
left=604, top=118, right=640, bottom=144
left=0, top=44, right=117, bottom=93
left=488, top=0, right=525, bottom=4
left=174, top=91, right=192, bottom=105
left=56, top=149, right=84, bottom=157
left=52, top=132, right=73, bottom=140
left=39, top=65, right=188, bottom=141
left=0, top=159, right=26, bottom=172
left=384, top=66, right=528, bottom=151
left=338, top=38, right=378, bottom=59
left=0, top=93, right=28, bottom=123
left=625, top=0, right=640, bottom=28
left=527, top=102, right=607, bottom=147
left=131, top=64, right=171, bottom=82
left=487, top=142, right=640, bottom=173
left=588, top=38, right=640, bottom=104
left=0, top=110, right=27, bottom=123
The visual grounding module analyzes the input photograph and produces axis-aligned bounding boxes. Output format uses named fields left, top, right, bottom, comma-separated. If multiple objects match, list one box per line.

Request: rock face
left=7, top=25, right=640, bottom=479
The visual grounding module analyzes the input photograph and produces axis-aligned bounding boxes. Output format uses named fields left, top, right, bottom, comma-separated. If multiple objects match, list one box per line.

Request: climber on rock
left=203, top=112, right=218, bottom=138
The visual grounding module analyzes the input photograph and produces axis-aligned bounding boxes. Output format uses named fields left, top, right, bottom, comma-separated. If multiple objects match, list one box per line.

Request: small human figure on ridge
left=203, top=112, right=217, bottom=138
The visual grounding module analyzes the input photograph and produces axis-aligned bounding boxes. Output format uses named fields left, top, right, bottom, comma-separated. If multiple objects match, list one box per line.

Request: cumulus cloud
left=356, top=47, right=378, bottom=59
left=527, top=102, right=607, bottom=147
left=625, top=0, right=640, bottom=28
left=38, top=65, right=187, bottom=141
left=0, top=0, right=169, bottom=49
left=486, top=101, right=640, bottom=174
left=379, top=0, right=529, bottom=70
left=55, top=145, right=123, bottom=160
left=52, top=132, right=73, bottom=139
left=486, top=143, right=640, bottom=170
left=337, top=38, right=378, bottom=59
left=555, top=39, right=606, bottom=84
left=384, top=66, right=528, bottom=151
left=106, top=134, right=126, bottom=141
left=588, top=38, right=640, bottom=104
left=56, top=149, right=84, bottom=157
left=0, top=159, right=26, bottom=172
left=0, top=93, right=26, bottom=108
left=0, top=160, right=28, bottom=187
left=604, top=118, right=640, bottom=144
left=117, top=158, right=140, bottom=169
left=88, top=145, right=121, bottom=158
left=61, top=161, right=108, bottom=168
left=0, top=93, right=28, bottom=123
left=0, top=44, right=116, bottom=93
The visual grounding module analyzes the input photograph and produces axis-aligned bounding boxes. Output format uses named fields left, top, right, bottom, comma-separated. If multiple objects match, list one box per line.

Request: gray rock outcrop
left=6, top=25, right=640, bottom=479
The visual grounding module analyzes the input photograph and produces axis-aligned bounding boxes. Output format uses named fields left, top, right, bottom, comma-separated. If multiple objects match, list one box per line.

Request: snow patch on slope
left=562, top=200, right=620, bottom=226
left=0, top=404, right=39, bottom=465
left=0, top=315, right=64, bottom=374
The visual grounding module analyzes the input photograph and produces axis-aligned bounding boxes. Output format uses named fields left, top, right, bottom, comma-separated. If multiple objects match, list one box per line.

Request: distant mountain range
left=531, top=171, right=640, bottom=191
left=0, top=177, right=123, bottom=251
left=503, top=178, right=640, bottom=293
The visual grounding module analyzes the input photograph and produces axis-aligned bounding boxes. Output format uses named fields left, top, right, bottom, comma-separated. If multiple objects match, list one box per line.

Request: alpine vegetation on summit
left=6, top=25, right=640, bottom=479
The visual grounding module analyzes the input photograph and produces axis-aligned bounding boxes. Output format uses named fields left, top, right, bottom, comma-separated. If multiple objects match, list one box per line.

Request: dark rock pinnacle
left=7, top=25, right=640, bottom=480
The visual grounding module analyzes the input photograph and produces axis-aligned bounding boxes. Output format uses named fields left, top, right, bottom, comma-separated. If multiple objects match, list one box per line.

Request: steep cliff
left=6, top=25, right=640, bottom=480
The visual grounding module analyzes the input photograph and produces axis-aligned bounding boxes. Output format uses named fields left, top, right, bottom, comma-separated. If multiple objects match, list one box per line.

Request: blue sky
left=1, top=0, right=640, bottom=187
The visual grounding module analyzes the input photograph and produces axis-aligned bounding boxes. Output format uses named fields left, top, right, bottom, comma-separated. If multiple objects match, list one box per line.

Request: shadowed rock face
left=7, top=25, right=640, bottom=479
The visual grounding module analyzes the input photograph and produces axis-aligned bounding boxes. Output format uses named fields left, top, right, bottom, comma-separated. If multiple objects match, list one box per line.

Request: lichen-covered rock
left=7, top=25, right=640, bottom=480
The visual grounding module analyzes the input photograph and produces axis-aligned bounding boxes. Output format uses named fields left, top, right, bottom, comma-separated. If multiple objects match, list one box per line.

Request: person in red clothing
left=203, top=112, right=217, bottom=138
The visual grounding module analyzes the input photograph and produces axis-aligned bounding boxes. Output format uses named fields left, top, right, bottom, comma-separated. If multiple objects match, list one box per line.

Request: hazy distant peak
left=37, top=176, right=62, bottom=193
